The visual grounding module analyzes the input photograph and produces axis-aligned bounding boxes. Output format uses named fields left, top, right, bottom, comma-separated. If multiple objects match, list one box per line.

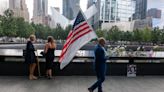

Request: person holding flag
left=59, top=9, right=97, bottom=69
left=88, top=37, right=108, bottom=92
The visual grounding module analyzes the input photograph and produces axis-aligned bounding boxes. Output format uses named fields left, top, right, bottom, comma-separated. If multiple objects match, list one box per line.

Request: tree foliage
left=0, top=9, right=164, bottom=45
left=96, top=26, right=164, bottom=44
left=0, top=9, right=35, bottom=38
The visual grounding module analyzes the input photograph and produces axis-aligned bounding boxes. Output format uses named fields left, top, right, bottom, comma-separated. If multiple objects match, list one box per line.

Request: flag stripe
left=73, top=22, right=88, bottom=34
left=73, top=29, right=91, bottom=41
left=60, top=26, right=90, bottom=58
left=59, top=10, right=97, bottom=69
left=59, top=30, right=73, bottom=61
left=73, top=22, right=87, bottom=31
left=62, top=22, right=89, bottom=50
left=59, top=29, right=92, bottom=61
left=64, top=32, right=73, bottom=46
left=71, top=30, right=92, bottom=45
left=62, top=22, right=88, bottom=49
left=66, top=31, right=73, bottom=40
left=73, top=26, right=90, bottom=39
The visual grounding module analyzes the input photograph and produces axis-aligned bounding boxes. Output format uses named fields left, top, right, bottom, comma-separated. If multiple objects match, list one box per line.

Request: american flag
left=59, top=10, right=97, bottom=69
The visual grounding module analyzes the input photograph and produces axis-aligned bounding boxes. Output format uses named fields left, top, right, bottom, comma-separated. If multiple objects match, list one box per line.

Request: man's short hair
left=98, top=37, right=106, bottom=43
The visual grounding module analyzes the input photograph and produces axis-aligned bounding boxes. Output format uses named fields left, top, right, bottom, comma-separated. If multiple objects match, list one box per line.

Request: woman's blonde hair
left=29, top=34, right=36, bottom=41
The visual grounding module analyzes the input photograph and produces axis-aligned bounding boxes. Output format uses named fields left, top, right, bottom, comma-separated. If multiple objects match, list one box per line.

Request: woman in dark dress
left=25, top=35, right=38, bottom=80
left=44, top=36, right=56, bottom=79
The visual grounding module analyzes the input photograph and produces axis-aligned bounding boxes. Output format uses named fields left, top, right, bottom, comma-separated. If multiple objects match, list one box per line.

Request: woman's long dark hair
left=47, top=36, right=54, bottom=43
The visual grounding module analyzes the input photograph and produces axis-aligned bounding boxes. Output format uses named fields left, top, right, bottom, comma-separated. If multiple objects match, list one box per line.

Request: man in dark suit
left=88, top=37, right=108, bottom=92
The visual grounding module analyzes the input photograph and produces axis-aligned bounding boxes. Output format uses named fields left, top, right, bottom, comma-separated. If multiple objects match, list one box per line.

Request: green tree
left=95, top=28, right=105, bottom=37
left=63, top=25, right=72, bottom=39
left=0, top=24, right=3, bottom=36
left=141, top=28, right=152, bottom=42
left=1, top=9, right=17, bottom=37
left=133, top=29, right=142, bottom=42
left=33, top=24, right=47, bottom=39
left=0, top=15, right=3, bottom=36
left=15, top=17, right=35, bottom=38
left=54, top=24, right=65, bottom=40
left=161, top=30, right=164, bottom=44
left=151, top=28, right=161, bottom=44
left=107, top=26, right=121, bottom=41
left=123, top=31, right=133, bottom=41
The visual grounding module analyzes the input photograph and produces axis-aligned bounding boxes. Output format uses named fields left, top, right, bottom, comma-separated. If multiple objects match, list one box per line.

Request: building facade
left=9, top=0, right=29, bottom=21
left=87, top=0, right=101, bottom=29
left=101, top=0, right=135, bottom=22
left=33, top=0, right=48, bottom=24
left=102, top=17, right=152, bottom=31
left=133, top=0, right=147, bottom=20
left=54, top=7, right=60, bottom=13
left=63, top=0, right=80, bottom=20
left=100, top=0, right=116, bottom=22
left=147, top=8, right=161, bottom=19
left=0, top=0, right=9, bottom=15
left=9, top=0, right=20, bottom=9
left=117, top=0, right=136, bottom=22
left=101, top=0, right=152, bottom=31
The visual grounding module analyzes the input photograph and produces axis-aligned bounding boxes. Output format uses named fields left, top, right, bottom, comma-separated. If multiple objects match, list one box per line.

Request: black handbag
left=40, top=51, right=46, bottom=57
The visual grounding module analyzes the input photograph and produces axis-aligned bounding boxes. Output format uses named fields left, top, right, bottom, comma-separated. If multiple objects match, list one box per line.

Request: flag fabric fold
left=59, top=10, right=97, bottom=69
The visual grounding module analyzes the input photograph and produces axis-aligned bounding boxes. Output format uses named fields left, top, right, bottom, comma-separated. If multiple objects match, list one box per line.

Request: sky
left=148, top=0, right=164, bottom=16
left=25, top=0, right=87, bottom=19
left=0, top=0, right=164, bottom=17
left=147, top=0, right=164, bottom=27
left=0, top=0, right=87, bottom=18
left=148, top=0, right=164, bottom=21
left=0, top=0, right=164, bottom=27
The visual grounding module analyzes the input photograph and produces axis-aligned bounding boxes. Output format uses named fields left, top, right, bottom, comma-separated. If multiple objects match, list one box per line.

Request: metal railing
left=0, top=49, right=164, bottom=63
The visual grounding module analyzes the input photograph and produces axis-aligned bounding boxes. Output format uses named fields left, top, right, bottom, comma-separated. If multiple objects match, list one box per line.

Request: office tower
left=9, top=0, right=20, bottom=9
left=63, top=0, right=80, bottom=20
left=0, top=0, right=8, bottom=15
left=33, top=0, right=48, bottom=24
left=133, top=0, right=147, bottom=20
left=33, top=0, right=48, bottom=16
left=87, top=0, right=135, bottom=29
left=87, top=0, right=101, bottom=29
left=117, top=0, right=136, bottom=21
left=147, top=8, right=161, bottom=19
left=9, top=0, right=29, bottom=21
left=101, top=0, right=136, bottom=22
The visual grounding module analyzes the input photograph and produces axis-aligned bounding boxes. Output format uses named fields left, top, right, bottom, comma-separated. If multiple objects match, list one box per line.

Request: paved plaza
left=0, top=76, right=164, bottom=92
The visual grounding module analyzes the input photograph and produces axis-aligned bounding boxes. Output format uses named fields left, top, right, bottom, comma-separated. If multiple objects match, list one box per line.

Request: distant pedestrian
left=25, top=35, right=38, bottom=80
left=88, top=37, right=108, bottom=92
left=44, top=36, right=56, bottom=79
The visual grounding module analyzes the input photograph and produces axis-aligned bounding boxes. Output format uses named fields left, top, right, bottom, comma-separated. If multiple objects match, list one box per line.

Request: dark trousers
left=90, top=67, right=106, bottom=92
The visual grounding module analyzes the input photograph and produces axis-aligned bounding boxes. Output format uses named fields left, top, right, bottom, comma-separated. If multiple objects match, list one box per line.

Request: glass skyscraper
left=87, top=0, right=101, bottom=29
left=117, top=0, right=136, bottom=21
left=63, top=0, right=80, bottom=20
left=133, top=0, right=147, bottom=20
left=33, top=0, right=48, bottom=24
left=101, top=0, right=136, bottom=22
left=33, top=0, right=48, bottom=16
